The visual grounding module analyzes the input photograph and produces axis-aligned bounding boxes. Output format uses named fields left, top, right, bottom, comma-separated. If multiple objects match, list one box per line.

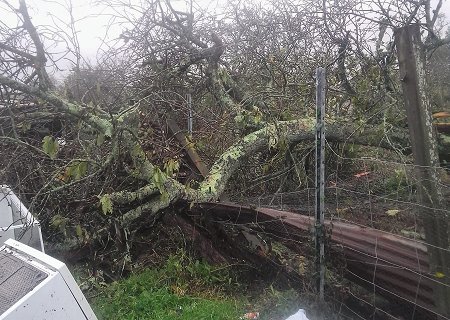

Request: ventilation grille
left=0, top=249, right=47, bottom=314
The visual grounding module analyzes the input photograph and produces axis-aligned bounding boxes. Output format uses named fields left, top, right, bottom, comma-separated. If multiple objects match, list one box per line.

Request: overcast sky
left=21, top=0, right=225, bottom=60
left=22, top=0, right=450, bottom=54
left=2, top=0, right=449, bottom=75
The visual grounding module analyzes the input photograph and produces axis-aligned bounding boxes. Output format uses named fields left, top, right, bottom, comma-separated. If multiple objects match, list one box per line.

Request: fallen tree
left=0, top=69, right=410, bottom=221
left=0, top=0, right=448, bottom=265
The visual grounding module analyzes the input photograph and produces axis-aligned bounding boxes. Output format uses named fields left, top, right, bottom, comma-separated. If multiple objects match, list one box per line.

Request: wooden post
left=395, top=24, right=450, bottom=317
left=315, top=67, right=326, bottom=301
left=166, top=115, right=209, bottom=178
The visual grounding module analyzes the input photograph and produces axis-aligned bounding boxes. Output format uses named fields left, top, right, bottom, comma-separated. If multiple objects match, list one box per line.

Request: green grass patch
left=91, top=249, right=320, bottom=319
left=92, top=251, right=243, bottom=320
left=94, top=287, right=240, bottom=320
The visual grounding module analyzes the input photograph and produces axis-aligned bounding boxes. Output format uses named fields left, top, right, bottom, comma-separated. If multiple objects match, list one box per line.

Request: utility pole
left=395, top=24, right=450, bottom=317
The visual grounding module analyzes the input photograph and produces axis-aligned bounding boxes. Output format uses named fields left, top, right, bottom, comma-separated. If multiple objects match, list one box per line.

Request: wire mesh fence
left=230, top=139, right=450, bottom=320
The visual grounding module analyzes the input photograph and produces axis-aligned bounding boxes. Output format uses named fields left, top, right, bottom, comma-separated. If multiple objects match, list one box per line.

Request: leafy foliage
left=65, top=161, right=88, bottom=181
left=100, top=194, right=113, bottom=215
left=42, top=136, right=59, bottom=159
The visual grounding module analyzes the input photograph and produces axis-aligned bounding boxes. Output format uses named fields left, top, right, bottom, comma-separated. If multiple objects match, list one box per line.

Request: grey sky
left=24, top=0, right=450, bottom=51
left=2, top=0, right=449, bottom=75
left=23, top=0, right=224, bottom=59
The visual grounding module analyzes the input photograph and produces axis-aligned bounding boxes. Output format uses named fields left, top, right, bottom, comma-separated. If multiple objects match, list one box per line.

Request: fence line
left=229, top=131, right=450, bottom=319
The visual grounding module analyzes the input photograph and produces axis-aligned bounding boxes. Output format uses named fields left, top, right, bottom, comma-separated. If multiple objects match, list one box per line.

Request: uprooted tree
left=0, top=0, right=449, bottom=277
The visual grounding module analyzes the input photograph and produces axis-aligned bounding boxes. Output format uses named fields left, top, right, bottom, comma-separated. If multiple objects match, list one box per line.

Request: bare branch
left=18, top=0, right=52, bottom=91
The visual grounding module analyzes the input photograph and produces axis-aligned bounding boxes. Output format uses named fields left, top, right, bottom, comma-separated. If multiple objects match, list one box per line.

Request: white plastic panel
left=0, top=195, right=14, bottom=244
left=0, top=186, right=44, bottom=252
left=0, top=240, right=98, bottom=320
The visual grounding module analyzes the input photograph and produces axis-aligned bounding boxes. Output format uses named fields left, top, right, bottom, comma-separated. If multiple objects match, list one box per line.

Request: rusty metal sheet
left=194, top=202, right=436, bottom=314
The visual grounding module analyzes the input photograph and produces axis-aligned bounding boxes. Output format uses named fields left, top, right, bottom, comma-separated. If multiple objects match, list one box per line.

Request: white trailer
left=0, top=239, right=98, bottom=320
left=0, top=185, right=44, bottom=252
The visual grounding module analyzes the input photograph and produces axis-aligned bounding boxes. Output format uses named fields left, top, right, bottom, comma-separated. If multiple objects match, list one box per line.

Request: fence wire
left=231, top=137, right=450, bottom=320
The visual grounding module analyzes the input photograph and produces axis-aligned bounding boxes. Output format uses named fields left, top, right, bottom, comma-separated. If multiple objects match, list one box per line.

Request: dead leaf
left=354, top=171, right=370, bottom=178
left=433, top=112, right=450, bottom=119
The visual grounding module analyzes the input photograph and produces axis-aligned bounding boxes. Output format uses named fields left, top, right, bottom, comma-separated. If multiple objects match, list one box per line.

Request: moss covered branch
left=0, top=75, right=112, bottom=134
left=193, top=118, right=408, bottom=201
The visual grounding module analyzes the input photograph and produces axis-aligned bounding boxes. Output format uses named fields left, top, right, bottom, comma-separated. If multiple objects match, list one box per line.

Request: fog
left=1, top=0, right=449, bottom=79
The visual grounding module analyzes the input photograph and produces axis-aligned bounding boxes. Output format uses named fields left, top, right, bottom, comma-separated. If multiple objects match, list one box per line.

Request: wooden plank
left=166, top=116, right=209, bottom=178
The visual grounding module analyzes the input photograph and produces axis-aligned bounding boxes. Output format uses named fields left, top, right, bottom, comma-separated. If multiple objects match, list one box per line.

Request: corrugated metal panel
left=194, top=202, right=437, bottom=314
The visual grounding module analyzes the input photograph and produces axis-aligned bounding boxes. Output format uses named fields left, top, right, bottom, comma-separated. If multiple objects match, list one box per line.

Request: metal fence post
left=315, top=67, right=326, bottom=301
left=187, top=93, right=193, bottom=135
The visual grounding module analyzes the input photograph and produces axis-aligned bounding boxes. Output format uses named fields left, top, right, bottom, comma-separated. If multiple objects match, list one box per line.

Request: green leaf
left=50, top=214, right=68, bottom=228
left=386, top=209, right=401, bottom=216
left=42, top=136, right=59, bottom=159
left=96, top=133, right=105, bottom=146
left=164, top=158, right=180, bottom=177
left=50, top=214, right=69, bottom=236
left=152, top=167, right=167, bottom=193
left=100, top=194, right=113, bottom=215
left=66, top=161, right=88, bottom=181
left=76, top=161, right=88, bottom=180
left=75, top=224, right=83, bottom=239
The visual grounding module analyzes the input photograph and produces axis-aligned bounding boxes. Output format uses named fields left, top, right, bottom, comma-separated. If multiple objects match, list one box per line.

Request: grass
left=95, top=287, right=240, bottom=320
left=92, top=251, right=243, bottom=320
left=91, top=249, right=319, bottom=319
